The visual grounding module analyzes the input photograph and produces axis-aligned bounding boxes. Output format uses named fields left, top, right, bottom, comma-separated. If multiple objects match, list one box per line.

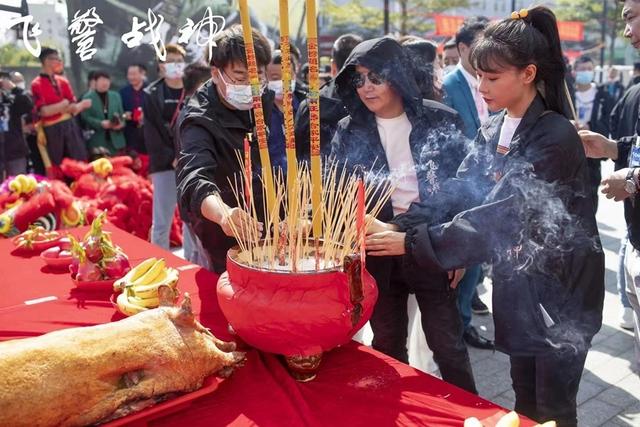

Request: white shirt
left=575, top=84, right=597, bottom=127
left=497, top=115, right=522, bottom=154
left=458, top=63, right=489, bottom=124
left=376, top=113, right=419, bottom=216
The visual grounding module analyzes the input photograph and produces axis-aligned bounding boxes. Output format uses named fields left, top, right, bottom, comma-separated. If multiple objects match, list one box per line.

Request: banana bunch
left=8, top=174, right=38, bottom=195
left=91, top=158, right=113, bottom=178
left=114, top=258, right=179, bottom=316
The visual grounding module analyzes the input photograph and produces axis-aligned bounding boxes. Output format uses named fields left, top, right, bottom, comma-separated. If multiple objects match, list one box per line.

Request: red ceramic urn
left=217, top=248, right=377, bottom=381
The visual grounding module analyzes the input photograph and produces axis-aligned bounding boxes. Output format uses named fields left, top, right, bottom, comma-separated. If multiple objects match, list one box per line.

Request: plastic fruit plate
left=40, top=251, right=73, bottom=270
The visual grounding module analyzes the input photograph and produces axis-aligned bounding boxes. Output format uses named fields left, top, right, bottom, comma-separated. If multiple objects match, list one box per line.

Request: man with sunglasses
left=30, top=47, right=91, bottom=167
left=331, top=37, right=476, bottom=393
left=176, top=25, right=274, bottom=273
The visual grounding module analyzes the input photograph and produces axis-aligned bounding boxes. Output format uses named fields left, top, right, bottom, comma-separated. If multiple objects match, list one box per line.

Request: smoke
left=485, top=158, right=601, bottom=279
left=329, top=113, right=601, bottom=284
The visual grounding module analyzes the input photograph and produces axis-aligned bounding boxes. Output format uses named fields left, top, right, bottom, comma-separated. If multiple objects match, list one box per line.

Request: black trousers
left=369, top=259, right=477, bottom=394
left=43, top=118, right=87, bottom=165
left=510, top=349, right=588, bottom=427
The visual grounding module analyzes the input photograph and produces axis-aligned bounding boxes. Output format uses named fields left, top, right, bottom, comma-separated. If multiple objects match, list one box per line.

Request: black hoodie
left=176, top=80, right=273, bottom=273
left=397, top=95, right=604, bottom=355
left=330, top=37, right=468, bottom=292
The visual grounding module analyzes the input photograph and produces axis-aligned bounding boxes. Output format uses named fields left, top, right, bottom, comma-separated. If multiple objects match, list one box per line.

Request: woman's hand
left=365, top=231, right=406, bottom=256
left=365, top=214, right=399, bottom=235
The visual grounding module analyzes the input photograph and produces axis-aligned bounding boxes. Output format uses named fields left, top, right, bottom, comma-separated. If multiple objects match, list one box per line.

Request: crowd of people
left=3, top=1, right=640, bottom=426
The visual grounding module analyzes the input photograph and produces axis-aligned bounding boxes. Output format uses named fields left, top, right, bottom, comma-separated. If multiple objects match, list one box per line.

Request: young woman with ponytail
left=365, top=7, right=604, bottom=426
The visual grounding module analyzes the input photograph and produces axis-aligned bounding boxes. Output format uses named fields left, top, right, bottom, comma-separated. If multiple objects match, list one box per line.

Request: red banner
left=434, top=14, right=584, bottom=42
left=434, top=15, right=465, bottom=37
left=557, top=21, right=584, bottom=42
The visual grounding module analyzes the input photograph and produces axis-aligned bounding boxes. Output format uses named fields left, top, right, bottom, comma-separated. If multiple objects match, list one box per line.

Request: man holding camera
left=80, top=71, right=126, bottom=157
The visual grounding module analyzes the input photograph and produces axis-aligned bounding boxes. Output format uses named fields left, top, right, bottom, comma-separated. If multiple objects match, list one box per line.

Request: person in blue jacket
left=442, top=16, right=494, bottom=350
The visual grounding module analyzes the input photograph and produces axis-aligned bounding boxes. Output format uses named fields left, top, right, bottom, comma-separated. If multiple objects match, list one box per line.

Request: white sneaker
left=620, top=307, right=634, bottom=330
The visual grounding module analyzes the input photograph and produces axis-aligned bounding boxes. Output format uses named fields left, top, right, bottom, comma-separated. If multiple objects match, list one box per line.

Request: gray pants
left=182, top=222, right=211, bottom=270
left=623, top=244, right=640, bottom=373
left=150, top=170, right=177, bottom=249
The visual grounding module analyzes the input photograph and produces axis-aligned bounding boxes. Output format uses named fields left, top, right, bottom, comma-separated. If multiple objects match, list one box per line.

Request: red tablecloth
left=0, top=225, right=535, bottom=427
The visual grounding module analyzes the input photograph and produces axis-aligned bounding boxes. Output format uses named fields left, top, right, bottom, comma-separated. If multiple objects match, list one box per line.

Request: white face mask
left=218, top=69, right=254, bottom=110
left=443, top=65, right=456, bottom=76
left=164, top=62, right=185, bottom=80
left=267, top=80, right=296, bottom=100
left=16, top=82, right=26, bottom=90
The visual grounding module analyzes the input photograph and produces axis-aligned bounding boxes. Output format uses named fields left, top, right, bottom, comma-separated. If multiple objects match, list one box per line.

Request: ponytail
left=470, top=6, right=571, bottom=119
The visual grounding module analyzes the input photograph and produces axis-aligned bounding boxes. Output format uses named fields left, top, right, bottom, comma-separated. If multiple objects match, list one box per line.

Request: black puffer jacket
left=396, top=95, right=604, bottom=355
left=330, top=37, right=468, bottom=292
left=176, top=80, right=273, bottom=273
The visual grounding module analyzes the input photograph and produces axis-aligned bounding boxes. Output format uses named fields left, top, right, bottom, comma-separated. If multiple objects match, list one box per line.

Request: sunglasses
left=352, top=71, right=386, bottom=89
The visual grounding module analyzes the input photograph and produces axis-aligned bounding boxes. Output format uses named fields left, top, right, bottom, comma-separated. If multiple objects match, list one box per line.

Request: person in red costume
left=30, top=47, right=92, bottom=170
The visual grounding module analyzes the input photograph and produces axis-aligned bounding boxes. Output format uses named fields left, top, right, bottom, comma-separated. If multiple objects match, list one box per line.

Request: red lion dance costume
left=0, top=174, right=82, bottom=237
left=61, top=156, right=182, bottom=245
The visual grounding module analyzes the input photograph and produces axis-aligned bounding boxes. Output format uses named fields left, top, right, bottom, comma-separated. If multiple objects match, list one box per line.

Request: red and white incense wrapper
left=243, top=135, right=252, bottom=210
left=306, top=0, right=322, bottom=270
left=356, top=178, right=365, bottom=269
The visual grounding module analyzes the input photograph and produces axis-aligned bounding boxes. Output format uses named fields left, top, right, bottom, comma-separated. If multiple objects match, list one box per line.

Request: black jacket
left=330, top=37, right=468, bottom=293
left=143, top=78, right=180, bottom=173
left=396, top=95, right=604, bottom=355
left=294, top=79, right=347, bottom=162
left=3, top=87, right=32, bottom=162
left=576, top=84, right=615, bottom=190
left=610, top=83, right=640, bottom=141
left=614, top=85, right=640, bottom=251
left=176, top=80, right=273, bottom=273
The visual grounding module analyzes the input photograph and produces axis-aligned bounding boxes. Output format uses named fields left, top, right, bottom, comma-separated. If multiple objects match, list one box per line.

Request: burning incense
left=228, top=156, right=394, bottom=273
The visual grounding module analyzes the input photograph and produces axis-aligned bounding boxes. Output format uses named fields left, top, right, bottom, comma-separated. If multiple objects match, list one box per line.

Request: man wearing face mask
left=30, top=47, right=91, bottom=169
left=266, top=50, right=303, bottom=171
left=143, top=44, right=186, bottom=249
left=442, top=38, right=459, bottom=76
left=573, top=55, right=615, bottom=212
left=176, top=25, right=274, bottom=273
